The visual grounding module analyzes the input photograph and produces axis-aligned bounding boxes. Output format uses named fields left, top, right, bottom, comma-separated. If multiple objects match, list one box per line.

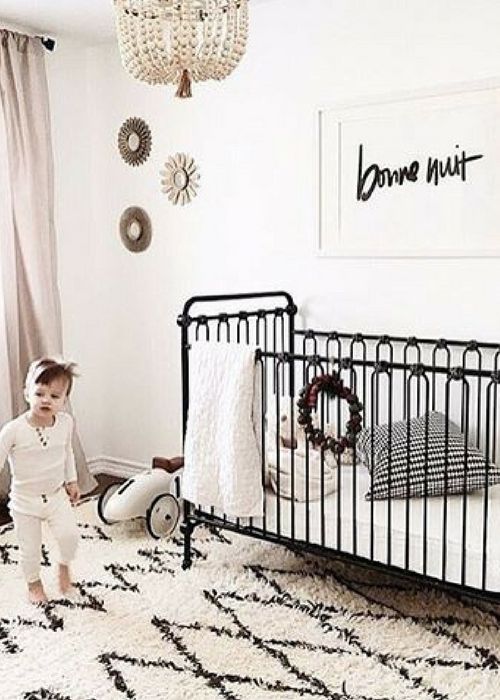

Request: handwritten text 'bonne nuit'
left=356, top=144, right=483, bottom=202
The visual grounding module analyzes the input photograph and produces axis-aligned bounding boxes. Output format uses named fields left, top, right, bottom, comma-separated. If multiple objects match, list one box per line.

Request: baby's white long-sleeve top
left=0, top=412, right=76, bottom=498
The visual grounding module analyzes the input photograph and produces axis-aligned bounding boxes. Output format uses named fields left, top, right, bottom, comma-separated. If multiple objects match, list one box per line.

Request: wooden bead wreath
left=297, top=372, right=363, bottom=454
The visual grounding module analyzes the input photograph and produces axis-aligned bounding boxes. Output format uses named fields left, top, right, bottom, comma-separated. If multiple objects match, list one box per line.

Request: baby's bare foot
left=58, top=564, right=74, bottom=594
left=28, top=580, right=48, bottom=605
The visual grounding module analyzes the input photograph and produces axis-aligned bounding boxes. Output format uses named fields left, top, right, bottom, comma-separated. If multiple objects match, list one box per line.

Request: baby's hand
left=65, top=481, right=80, bottom=505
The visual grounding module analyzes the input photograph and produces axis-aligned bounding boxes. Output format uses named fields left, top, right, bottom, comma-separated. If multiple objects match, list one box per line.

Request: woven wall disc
left=118, top=117, right=152, bottom=166
left=119, top=206, right=152, bottom=252
left=160, top=153, right=200, bottom=205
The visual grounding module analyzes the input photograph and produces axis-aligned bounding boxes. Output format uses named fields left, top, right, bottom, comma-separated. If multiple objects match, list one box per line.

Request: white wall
left=49, top=0, right=500, bottom=467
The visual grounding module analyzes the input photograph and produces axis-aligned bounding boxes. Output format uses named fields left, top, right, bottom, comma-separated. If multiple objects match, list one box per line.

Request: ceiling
left=0, top=1, right=117, bottom=43
left=0, top=0, right=268, bottom=44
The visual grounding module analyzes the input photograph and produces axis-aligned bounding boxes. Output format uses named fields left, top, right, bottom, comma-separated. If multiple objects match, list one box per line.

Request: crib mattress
left=243, top=467, right=500, bottom=593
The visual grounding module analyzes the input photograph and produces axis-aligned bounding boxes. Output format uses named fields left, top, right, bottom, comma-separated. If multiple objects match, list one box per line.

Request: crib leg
left=181, top=519, right=195, bottom=570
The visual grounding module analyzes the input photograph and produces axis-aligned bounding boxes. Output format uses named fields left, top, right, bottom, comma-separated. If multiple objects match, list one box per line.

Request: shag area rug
left=0, top=500, right=499, bottom=700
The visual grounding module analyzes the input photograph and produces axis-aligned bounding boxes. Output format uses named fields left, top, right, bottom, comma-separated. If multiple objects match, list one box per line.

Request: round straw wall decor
left=118, top=117, right=152, bottom=166
left=119, top=206, right=152, bottom=252
left=160, top=153, right=200, bottom=205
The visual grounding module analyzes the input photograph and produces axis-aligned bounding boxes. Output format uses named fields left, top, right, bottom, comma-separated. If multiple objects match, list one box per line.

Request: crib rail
left=179, top=292, right=500, bottom=602
left=178, top=290, right=296, bottom=436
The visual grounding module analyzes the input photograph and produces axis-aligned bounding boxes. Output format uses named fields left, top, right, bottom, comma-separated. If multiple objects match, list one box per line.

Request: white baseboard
left=88, top=456, right=149, bottom=478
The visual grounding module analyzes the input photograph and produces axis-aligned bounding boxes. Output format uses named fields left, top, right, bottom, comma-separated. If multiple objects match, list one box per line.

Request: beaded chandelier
left=113, top=0, right=249, bottom=98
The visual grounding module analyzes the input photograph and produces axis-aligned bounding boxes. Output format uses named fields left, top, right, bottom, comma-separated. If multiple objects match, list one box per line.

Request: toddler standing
left=0, top=358, right=81, bottom=604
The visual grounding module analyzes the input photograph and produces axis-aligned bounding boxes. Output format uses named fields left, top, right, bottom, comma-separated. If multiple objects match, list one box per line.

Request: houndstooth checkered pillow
left=357, top=412, right=500, bottom=500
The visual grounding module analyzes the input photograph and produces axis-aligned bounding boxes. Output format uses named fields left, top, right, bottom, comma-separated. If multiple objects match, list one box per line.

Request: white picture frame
left=318, top=81, right=500, bottom=258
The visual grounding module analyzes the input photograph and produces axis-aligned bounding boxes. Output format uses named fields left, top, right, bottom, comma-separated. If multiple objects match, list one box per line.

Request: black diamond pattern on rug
left=0, top=500, right=499, bottom=699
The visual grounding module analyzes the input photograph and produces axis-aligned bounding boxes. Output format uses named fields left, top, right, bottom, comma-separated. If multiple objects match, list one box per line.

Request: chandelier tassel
left=176, top=69, right=192, bottom=99
left=114, top=0, right=249, bottom=98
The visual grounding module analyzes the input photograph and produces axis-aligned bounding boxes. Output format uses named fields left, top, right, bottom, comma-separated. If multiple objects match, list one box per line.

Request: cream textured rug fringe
left=0, top=499, right=499, bottom=700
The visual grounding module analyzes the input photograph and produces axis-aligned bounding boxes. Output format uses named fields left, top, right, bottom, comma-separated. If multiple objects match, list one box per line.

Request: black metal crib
left=178, top=291, right=500, bottom=603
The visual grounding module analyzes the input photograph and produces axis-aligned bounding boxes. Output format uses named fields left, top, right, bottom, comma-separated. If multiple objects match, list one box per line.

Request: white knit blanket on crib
left=182, top=341, right=264, bottom=517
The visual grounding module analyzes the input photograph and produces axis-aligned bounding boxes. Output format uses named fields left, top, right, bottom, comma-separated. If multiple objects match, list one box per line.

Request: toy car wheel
left=97, top=482, right=121, bottom=524
left=146, top=493, right=180, bottom=539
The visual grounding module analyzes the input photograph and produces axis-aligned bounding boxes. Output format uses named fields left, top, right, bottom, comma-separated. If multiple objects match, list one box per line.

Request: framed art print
left=318, top=82, right=500, bottom=257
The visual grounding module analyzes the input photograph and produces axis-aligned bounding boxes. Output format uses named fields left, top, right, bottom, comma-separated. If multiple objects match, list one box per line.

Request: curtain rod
left=38, top=36, right=56, bottom=52
left=0, top=26, right=56, bottom=52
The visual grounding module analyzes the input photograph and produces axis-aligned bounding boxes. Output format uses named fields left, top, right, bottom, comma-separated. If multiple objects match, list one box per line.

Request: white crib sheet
left=247, top=466, right=500, bottom=593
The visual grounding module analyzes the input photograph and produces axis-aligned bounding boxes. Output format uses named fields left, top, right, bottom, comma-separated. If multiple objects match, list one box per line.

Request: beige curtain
left=0, top=90, right=13, bottom=429
left=0, top=30, right=96, bottom=496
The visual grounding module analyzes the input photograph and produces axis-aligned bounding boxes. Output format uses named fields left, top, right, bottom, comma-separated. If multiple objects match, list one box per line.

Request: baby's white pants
left=11, top=488, right=80, bottom=584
